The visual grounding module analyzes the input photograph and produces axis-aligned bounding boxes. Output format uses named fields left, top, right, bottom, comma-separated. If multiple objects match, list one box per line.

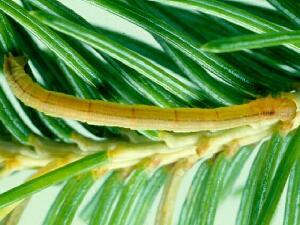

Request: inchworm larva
left=3, top=55, right=297, bottom=132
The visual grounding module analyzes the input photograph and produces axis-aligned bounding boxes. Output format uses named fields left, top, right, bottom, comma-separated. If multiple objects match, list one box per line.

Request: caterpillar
left=3, top=55, right=297, bottom=132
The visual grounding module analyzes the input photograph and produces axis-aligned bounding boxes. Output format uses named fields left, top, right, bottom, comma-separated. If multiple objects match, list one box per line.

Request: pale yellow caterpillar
left=3, top=55, right=297, bottom=132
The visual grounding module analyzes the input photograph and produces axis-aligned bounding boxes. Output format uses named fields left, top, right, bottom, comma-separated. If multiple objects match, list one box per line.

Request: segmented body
left=4, top=55, right=297, bottom=132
